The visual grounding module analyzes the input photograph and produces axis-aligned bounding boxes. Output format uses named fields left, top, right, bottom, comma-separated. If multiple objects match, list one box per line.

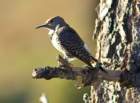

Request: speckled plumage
left=36, top=16, right=106, bottom=72
left=54, top=26, right=96, bottom=66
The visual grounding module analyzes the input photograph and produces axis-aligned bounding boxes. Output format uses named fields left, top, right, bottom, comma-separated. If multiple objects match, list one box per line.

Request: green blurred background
left=0, top=0, right=97, bottom=103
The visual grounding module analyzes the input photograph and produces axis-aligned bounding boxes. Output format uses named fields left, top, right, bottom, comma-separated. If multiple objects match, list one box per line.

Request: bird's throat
left=48, top=29, right=55, bottom=36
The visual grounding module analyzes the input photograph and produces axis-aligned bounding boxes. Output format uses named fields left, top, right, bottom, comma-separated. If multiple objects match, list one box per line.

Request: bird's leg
left=95, top=62, right=102, bottom=68
left=96, top=62, right=107, bottom=73
left=92, top=61, right=107, bottom=73
left=57, top=55, right=73, bottom=68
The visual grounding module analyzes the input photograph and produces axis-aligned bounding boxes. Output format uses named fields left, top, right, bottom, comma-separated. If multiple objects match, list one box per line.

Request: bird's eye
left=49, top=20, right=54, bottom=23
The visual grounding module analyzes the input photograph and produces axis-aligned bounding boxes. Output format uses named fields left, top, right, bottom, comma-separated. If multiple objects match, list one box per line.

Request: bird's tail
left=90, top=60, right=107, bottom=73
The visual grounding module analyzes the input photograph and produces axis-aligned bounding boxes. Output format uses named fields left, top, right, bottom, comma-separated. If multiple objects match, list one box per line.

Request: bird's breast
left=51, top=33, right=66, bottom=54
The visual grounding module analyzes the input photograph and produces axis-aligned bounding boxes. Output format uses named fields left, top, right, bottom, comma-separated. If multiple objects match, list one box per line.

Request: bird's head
left=36, top=16, right=67, bottom=30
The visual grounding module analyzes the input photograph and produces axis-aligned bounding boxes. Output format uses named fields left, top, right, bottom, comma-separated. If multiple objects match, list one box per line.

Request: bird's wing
left=58, top=26, right=93, bottom=65
left=58, top=26, right=84, bottom=47
left=58, top=27, right=107, bottom=73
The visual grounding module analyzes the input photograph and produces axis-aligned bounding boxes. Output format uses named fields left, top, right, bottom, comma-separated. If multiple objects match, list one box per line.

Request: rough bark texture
left=32, top=55, right=122, bottom=89
left=91, top=0, right=140, bottom=103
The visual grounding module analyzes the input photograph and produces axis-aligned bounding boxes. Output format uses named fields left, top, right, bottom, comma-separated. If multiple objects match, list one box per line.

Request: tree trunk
left=90, top=0, right=140, bottom=103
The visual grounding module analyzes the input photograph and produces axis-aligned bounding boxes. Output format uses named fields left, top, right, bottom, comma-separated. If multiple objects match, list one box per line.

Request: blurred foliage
left=0, top=0, right=97, bottom=103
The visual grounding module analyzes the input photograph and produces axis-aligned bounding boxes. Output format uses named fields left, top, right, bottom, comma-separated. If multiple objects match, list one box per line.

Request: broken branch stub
left=32, top=56, right=140, bottom=88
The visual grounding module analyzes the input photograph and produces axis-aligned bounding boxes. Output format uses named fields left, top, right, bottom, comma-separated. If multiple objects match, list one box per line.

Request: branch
left=32, top=66, right=121, bottom=87
left=32, top=56, right=140, bottom=88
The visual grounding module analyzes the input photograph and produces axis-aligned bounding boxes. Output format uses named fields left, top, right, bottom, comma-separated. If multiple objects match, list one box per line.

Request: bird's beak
left=36, top=24, right=48, bottom=29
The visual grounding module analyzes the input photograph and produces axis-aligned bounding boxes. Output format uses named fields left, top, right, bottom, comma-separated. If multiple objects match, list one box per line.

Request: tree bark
left=91, top=0, right=140, bottom=103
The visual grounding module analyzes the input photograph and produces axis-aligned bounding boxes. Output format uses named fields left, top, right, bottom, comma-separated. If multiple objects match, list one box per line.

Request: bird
left=36, top=16, right=106, bottom=72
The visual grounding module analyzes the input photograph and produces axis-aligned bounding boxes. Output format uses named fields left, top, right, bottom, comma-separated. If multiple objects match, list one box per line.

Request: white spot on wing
left=91, top=63, right=96, bottom=67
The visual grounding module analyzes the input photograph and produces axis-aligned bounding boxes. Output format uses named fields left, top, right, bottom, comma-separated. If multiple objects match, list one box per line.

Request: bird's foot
left=95, top=62, right=102, bottom=68
left=57, top=55, right=73, bottom=69
left=95, top=63, right=107, bottom=73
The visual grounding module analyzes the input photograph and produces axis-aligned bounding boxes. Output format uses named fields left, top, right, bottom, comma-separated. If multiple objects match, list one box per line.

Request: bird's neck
left=48, top=29, right=55, bottom=36
left=48, top=24, right=68, bottom=39
left=48, top=25, right=60, bottom=39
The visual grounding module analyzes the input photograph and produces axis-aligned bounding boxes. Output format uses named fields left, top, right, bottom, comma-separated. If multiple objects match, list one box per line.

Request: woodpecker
left=36, top=16, right=106, bottom=72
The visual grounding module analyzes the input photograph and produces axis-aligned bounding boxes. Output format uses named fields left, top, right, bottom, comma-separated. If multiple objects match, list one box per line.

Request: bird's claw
left=95, top=63, right=102, bottom=69
left=57, top=55, right=73, bottom=69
